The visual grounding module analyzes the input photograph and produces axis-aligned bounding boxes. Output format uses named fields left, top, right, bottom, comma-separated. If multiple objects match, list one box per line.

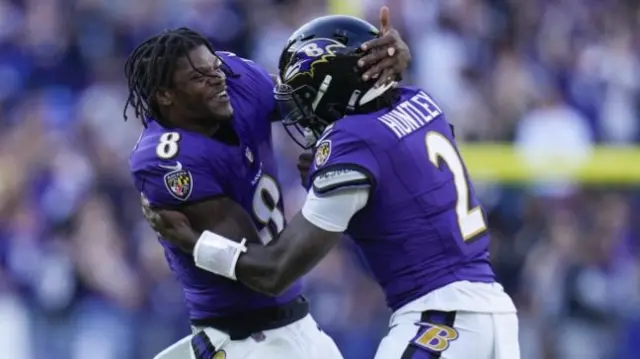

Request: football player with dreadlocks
left=127, top=7, right=411, bottom=359
left=143, top=14, right=521, bottom=359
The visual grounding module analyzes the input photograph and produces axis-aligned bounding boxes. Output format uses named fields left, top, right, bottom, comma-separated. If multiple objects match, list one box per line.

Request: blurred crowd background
left=0, top=0, right=638, bottom=358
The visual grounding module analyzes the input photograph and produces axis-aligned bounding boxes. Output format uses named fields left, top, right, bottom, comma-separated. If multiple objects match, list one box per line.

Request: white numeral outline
left=252, top=174, right=285, bottom=244
left=156, top=132, right=180, bottom=159
left=425, top=132, right=487, bottom=241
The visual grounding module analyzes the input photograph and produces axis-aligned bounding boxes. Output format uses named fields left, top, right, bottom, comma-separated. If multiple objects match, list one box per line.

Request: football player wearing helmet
left=128, top=8, right=411, bottom=359
left=142, top=13, right=520, bottom=359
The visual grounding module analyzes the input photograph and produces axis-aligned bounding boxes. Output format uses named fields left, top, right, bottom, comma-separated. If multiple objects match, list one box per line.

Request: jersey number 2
left=252, top=175, right=285, bottom=244
left=425, top=132, right=487, bottom=241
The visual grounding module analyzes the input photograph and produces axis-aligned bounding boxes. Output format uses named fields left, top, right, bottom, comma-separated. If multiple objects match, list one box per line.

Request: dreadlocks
left=123, top=27, right=217, bottom=126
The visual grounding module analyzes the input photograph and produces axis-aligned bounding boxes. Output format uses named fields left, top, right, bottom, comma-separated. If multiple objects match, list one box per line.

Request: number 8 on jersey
left=252, top=175, right=285, bottom=244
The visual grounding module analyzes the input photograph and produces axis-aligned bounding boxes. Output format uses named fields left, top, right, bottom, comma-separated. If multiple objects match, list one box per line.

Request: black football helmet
left=274, top=15, right=398, bottom=148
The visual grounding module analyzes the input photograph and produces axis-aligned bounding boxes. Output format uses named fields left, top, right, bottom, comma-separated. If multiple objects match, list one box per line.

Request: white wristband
left=193, top=231, right=247, bottom=280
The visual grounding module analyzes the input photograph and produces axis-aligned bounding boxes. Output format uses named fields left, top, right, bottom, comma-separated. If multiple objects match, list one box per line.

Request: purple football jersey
left=130, top=53, right=301, bottom=319
left=308, top=87, right=495, bottom=311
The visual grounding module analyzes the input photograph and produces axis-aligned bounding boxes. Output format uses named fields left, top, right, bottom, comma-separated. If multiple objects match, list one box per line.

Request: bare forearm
left=235, top=213, right=341, bottom=296
left=234, top=242, right=285, bottom=295
left=171, top=228, right=201, bottom=253
left=177, top=198, right=262, bottom=254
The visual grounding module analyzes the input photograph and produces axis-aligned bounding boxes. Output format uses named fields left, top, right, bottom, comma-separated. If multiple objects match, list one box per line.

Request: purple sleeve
left=132, top=151, right=226, bottom=209
left=308, top=128, right=381, bottom=196
left=217, top=51, right=276, bottom=119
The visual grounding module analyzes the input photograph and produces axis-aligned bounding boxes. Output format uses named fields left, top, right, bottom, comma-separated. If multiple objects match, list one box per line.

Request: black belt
left=191, top=296, right=310, bottom=340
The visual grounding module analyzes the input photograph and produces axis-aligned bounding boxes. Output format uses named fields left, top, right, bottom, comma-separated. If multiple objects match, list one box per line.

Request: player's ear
left=155, top=88, right=173, bottom=106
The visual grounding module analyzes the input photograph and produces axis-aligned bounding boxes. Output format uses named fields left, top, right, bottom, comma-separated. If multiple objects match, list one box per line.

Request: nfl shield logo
left=163, top=169, right=193, bottom=201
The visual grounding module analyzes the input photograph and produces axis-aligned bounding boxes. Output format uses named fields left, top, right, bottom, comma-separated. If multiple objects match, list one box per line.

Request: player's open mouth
left=210, top=88, right=228, bottom=101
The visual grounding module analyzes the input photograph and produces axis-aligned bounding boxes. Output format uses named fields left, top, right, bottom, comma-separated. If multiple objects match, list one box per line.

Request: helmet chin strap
left=303, top=121, right=329, bottom=148
left=303, top=127, right=316, bottom=147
